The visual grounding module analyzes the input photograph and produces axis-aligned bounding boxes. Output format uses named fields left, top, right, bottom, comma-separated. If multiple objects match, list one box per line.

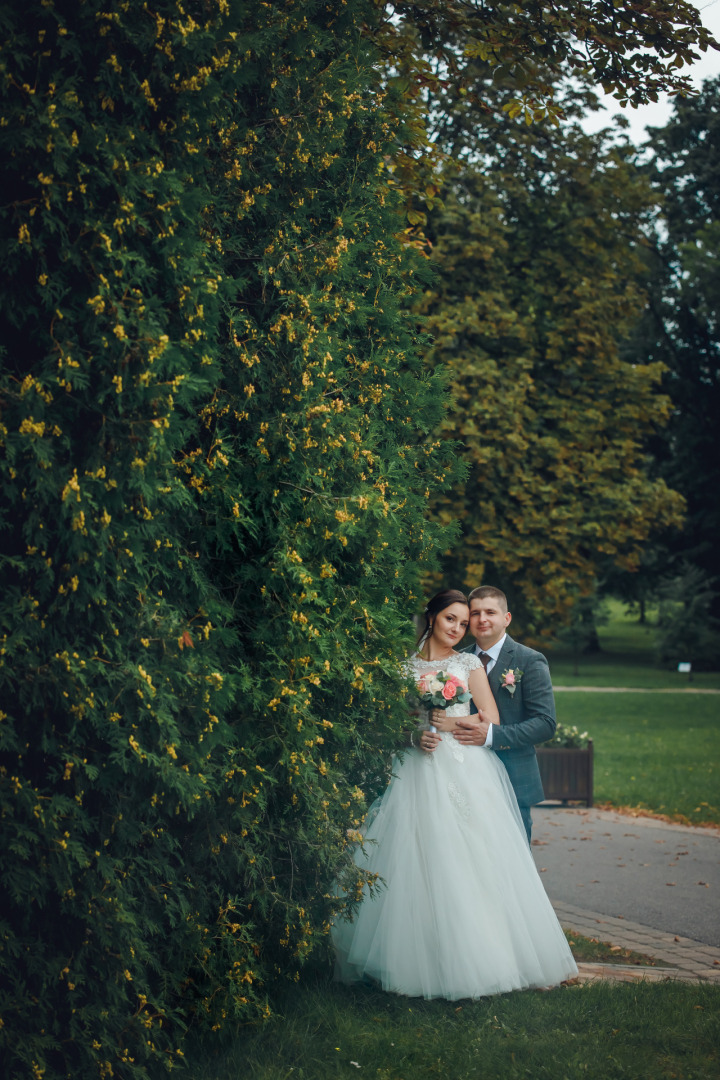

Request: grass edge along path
left=591, top=800, right=720, bottom=831
left=566, top=931, right=657, bottom=967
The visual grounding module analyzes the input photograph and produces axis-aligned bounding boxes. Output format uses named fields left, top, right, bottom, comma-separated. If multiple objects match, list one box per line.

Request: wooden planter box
left=536, top=741, right=594, bottom=806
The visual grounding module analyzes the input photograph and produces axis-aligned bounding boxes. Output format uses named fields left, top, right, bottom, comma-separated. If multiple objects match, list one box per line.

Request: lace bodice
left=404, top=651, right=483, bottom=718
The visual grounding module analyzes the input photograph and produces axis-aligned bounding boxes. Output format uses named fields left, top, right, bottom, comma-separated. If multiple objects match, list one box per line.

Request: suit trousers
left=518, top=804, right=533, bottom=845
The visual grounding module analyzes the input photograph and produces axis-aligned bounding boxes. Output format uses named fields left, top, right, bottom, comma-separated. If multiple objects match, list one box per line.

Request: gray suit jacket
left=462, top=635, right=556, bottom=808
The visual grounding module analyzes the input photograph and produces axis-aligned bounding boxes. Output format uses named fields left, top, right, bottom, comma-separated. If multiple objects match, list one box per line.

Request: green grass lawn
left=191, top=976, right=720, bottom=1080
left=555, top=692, right=720, bottom=825
left=532, top=599, right=720, bottom=824
left=543, top=598, right=720, bottom=689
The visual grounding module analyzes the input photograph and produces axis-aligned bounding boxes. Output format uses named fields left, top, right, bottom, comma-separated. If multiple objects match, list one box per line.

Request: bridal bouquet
left=416, top=670, right=471, bottom=710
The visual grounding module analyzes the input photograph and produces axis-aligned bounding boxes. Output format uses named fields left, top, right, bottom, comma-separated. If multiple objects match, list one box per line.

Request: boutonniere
left=500, top=668, right=523, bottom=696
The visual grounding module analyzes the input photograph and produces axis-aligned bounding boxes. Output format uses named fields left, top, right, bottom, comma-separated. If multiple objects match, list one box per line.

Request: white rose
left=429, top=678, right=443, bottom=692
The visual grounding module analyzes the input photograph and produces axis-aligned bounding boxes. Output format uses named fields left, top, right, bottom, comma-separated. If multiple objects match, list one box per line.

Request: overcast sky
left=581, top=0, right=720, bottom=143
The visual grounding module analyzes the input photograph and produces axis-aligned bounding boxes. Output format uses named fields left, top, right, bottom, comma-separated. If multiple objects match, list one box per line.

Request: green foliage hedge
left=0, top=2, right=455, bottom=1077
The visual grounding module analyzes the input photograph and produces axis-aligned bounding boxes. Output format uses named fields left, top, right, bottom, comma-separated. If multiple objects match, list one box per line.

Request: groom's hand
left=454, top=713, right=491, bottom=746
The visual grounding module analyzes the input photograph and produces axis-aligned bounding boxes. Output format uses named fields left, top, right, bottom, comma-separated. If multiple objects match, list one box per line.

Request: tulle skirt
left=332, top=735, right=578, bottom=999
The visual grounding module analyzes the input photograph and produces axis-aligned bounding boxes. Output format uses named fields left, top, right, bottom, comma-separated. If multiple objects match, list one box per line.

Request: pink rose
left=504, top=670, right=515, bottom=686
left=441, top=682, right=457, bottom=700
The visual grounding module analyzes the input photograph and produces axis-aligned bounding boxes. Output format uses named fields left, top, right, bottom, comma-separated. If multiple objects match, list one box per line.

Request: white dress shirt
left=474, top=634, right=507, bottom=748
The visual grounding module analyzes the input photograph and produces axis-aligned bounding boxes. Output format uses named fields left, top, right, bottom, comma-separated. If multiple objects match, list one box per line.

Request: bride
left=332, top=588, right=578, bottom=999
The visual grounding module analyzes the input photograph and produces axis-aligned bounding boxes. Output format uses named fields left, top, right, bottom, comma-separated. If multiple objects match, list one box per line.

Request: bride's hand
left=417, top=730, right=441, bottom=753
left=431, top=708, right=446, bottom=726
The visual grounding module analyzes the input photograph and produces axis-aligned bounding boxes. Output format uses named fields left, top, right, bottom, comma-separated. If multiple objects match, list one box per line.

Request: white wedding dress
left=332, top=652, right=578, bottom=999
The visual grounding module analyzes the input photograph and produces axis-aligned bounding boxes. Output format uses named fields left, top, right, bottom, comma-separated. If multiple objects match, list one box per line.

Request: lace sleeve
left=403, top=652, right=481, bottom=682
left=459, top=653, right=483, bottom=674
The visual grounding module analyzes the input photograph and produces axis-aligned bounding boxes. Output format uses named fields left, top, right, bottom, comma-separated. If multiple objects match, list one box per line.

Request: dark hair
left=417, top=588, right=468, bottom=645
left=467, top=585, right=509, bottom=613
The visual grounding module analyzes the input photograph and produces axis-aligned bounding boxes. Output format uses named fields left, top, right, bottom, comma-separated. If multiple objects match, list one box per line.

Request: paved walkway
left=555, top=900, right=720, bottom=984
left=531, top=807, right=720, bottom=985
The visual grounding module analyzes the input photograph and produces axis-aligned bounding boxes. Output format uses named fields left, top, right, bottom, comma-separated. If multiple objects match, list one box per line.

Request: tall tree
left=620, top=77, right=720, bottom=650
left=368, top=0, right=718, bottom=226
left=377, top=0, right=715, bottom=109
left=419, top=81, right=684, bottom=632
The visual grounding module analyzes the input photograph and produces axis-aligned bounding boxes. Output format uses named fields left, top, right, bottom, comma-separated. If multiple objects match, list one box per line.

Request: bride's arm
left=468, top=667, right=499, bottom=724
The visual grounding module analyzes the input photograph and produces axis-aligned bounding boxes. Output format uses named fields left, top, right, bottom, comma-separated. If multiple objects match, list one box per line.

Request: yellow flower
left=19, top=418, right=45, bottom=438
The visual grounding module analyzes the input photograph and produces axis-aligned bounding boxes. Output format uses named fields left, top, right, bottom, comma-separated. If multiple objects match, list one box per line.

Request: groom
left=454, top=585, right=556, bottom=843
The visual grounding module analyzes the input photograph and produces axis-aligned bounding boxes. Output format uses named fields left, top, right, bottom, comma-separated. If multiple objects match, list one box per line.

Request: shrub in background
left=655, top=566, right=720, bottom=671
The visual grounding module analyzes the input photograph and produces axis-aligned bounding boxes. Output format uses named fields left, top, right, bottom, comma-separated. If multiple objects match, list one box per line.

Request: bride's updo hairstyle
left=417, top=588, right=468, bottom=647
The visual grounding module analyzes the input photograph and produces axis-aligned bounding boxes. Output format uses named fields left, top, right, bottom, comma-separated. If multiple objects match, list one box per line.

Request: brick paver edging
left=553, top=899, right=720, bottom=985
